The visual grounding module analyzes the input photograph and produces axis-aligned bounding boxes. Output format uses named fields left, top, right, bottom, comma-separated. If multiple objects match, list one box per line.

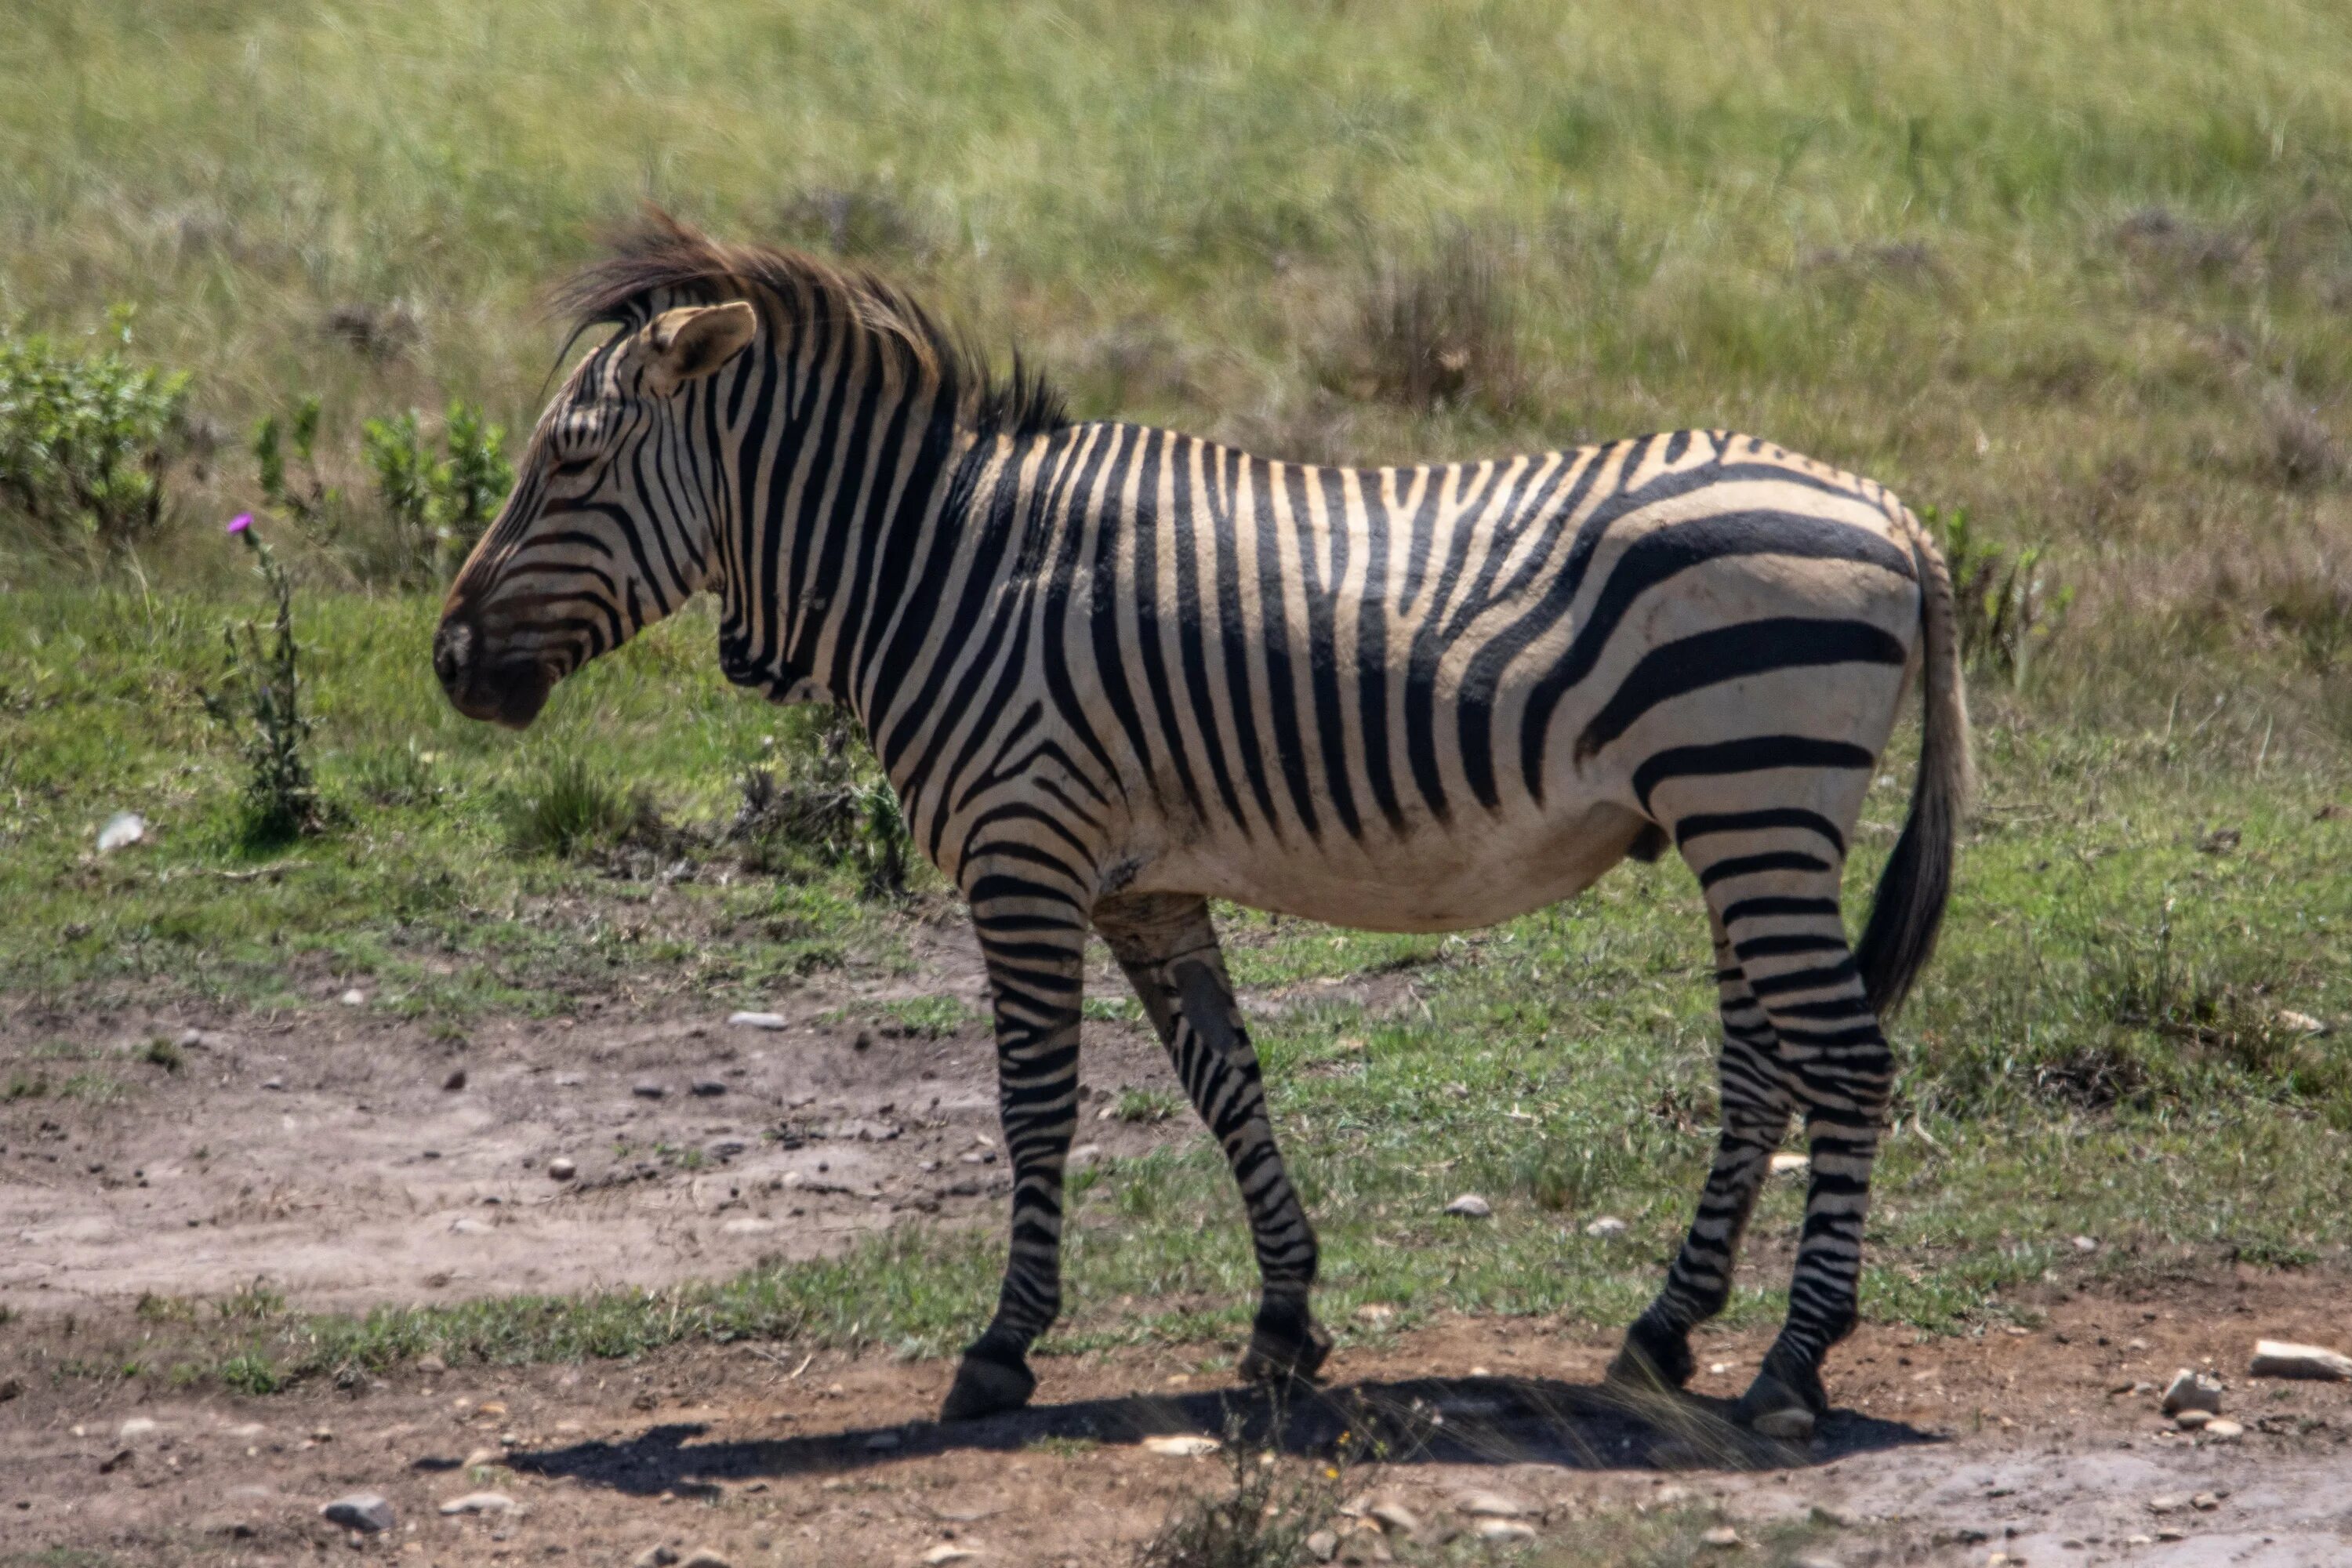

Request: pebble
left=2160, top=1368, right=2223, bottom=1415
left=261, top=1077, right=285, bottom=1091
left=1368, top=1501, right=1421, bottom=1536
left=1443, top=1193, right=1492, bottom=1219
left=1454, top=1490, right=1532, bottom=1519
left=2173, top=1408, right=2212, bottom=1431
left=1476, top=1521, right=1537, bottom=1544
left=2071, top=1234, right=2099, bottom=1253
left=2147, top=1494, right=2184, bottom=1515
left=1305, top=1530, right=1340, bottom=1563
left=450, top=1218, right=492, bottom=1236
left=1767, top=1151, right=1809, bottom=1176
left=437, top=1490, right=515, bottom=1515
left=2204, top=1417, right=2245, bottom=1441
left=632, top=1082, right=668, bottom=1100
left=1808, top=1504, right=1858, bottom=1529
left=1584, top=1215, right=1628, bottom=1239
left=690, top=1079, right=728, bottom=1098
left=631, top=1548, right=680, bottom=1568
left=2276, top=1009, right=2329, bottom=1036
left=1700, top=1525, right=1742, bottom=1548
left=681, top=1552, right=733, bottom=1568
left=442, top=1068, right=467, bottom=1091
left=728, top=1011, right=788, bottom=1030
left=118, top=1417, right=159, bottom=1441
left=548, top=1157, right=576, bottom=1181
left=920, top=1549, right=976, bottom=1566
left=2190, top=1491, right=2221, bottom=1512
left=1142, top=1435, right=1220, bottom=1457
left=321, top=1493, right=395, bottom=1533
left=2249, top=1338, right=2352, bottom=1381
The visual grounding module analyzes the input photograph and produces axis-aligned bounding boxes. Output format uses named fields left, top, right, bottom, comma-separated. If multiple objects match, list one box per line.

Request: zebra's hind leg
left=1697, top=844, right=1893, bottom=1440
left=1094, top=893, right=1329, bottom=1388
left=1610, top=921, right=1791, bottom=1396
left=938, top=867, right=1091, bottom=1423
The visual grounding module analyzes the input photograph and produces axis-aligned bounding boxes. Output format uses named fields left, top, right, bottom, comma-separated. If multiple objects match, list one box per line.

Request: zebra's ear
left=642, top=302, right=757, bottom=397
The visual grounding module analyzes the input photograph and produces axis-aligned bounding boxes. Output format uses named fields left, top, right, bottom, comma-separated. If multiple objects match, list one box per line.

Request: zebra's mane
left=552, top=209, right=1067, bottom=441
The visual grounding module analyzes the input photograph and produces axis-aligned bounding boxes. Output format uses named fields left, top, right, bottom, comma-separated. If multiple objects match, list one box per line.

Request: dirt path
left=4, top=1281, right=2348, bottom=1566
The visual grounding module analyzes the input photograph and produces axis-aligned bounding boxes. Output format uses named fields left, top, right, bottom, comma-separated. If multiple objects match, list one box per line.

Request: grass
left=1, top=0, right=2350, bottom=1417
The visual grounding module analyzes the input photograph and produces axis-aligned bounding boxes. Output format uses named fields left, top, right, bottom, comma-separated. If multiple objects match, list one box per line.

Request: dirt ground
left=5, top=936, right=2351, bottom=1566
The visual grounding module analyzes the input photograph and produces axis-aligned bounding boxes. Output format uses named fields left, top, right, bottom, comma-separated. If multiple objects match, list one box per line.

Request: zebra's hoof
left=1733, top=1366, right=1824, bottom=1441
left=1605, top=1318, right=1694, bottom=1394
left=938, top=1347, right=1036, bottom=1423
left=1237, top=1305, right=1332, bottom=1386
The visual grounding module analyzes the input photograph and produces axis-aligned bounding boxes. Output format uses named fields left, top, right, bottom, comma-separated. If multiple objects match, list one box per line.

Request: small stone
left=2204, top=1417, right=2244, bottom=1441
left=442, top=1068, right=467, bottom=1091
left=2276, top=1009, right=2329, bottom=1036
left=450, top=1218, right=492, bottom=1235
left=632, top=1082, right=668, bottom=1100
left=1476, top=1520, right=1537, bottom=1544
left=2190, top=1491, right=2220, bottom=1511
left=2249, top=1339, right=2352, bottom=1381
left=2173, top=1409, right=2212, bottom=1431
left=117, top=1417, right=159, bottom=1441
left=1584, top=1215, right=1628, bottom=1239
left=631, top=1548, right=680, bottom=1568
left=866, top=1431, right=902, bottom=1452
left=417, top=1354, right=447, bottom=1374
left=681, top=1551, right=733, bottom=1568
left=1142, top=1435, right=1220, bottom=1457
left=2071, top=1234, right=2098, bottom=1253
left=548, top=1157, right=576, bottom=1181
left=463, top=1446, right=502, bottom=1469
left=2147, top=1494, right=2185, bottom=1514
left=261, top=1076, right=285, bottom=1091
left=96, top=811, right=147, bottom=853
left=1808, top=1504, right=1858, bottom=1529
left=1368, top=1501, right=1421, bottom=1536
left=2125, top=1537, right=2153, bottom=1548
left=691, top=1079, right=728, bottom=1098
left=437, top=1490, right=515, bottom=1515
left=1069, top=1142, right=1105, bottom=1168
left=920, top=1550, right=975, bottom=1566
left=322, top=1493, right=395, bottom=1533
left=1454, top=1490, right=1532, bottom=1519
left=1305, top=1530, right=1340, bottom=1563
left=339, top=989, right=366, bottom=1007
left=1700, top=1525, right=1742, bottom=1548
left=1768, top=1151, right=1809, bottom=1176
left=1353, top=1303, right=1396, bottom=1326
left=728, top=1011, right=788, bottom=1030
left=1443, top=1193, right=1492, bottom=1219
left=1791, top=1556, right=1846, bottom=1568
left=2161, top=1368, right=2223, bottom=1415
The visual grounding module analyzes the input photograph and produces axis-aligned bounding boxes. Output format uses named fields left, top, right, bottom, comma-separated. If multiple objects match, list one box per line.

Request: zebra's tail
left=1853, top=506, right=1974, bottom=1018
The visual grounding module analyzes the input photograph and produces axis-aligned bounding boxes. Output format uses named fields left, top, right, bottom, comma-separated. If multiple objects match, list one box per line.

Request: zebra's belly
left=1134, top=799, right=1656, bottom=935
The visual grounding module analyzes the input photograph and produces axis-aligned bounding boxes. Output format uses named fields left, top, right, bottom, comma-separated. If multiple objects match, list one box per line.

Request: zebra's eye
left=550, top=456, right=598, bottom=481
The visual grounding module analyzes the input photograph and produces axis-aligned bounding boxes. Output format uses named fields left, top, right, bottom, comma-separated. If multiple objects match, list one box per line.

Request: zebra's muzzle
left=434, top=616, right=555, bottom=729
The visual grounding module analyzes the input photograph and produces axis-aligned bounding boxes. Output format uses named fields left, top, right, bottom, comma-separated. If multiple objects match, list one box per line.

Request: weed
left=730, top=712, right=915, bottom=897
left=251, top=395, right=337, bottom=534
left=1137, top=1415, right=1341, bottom=1568
left=1925, top=505, right=2073, bottom=689
left=143, top=1036, right=185, bottom=1072
left=351, top=741, right=443, bottom=807
left=216, top=1352, right=283, bottom=1395
left=1336, top=225, right=1520, bottom=411
left=1115, top=1087, right=1181, bottom=1124
left=2260, top=389, right=2342, bottom=490
left=199, top=521, right=328, bottom=847
left=58, top=1070, right=127, bottom=1105
left=0, top=306, right=190, bottom=558
left=135, top=1292, right=196, bottom=1323
left=1025, top=1433, right=1101, bottom=1458
left=5, top=1073, right=46, bottom=1101
left=499, top=753, right=642, bottom=858
left=215, top=1279, right=288, bottom=1322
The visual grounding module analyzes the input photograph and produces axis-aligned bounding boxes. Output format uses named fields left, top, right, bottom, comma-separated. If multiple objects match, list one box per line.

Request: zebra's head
left=434, top=296, right=759, bottom=728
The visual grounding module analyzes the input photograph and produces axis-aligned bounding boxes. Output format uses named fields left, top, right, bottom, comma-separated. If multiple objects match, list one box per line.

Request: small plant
left=216, top=1352, right=283, bottom=1395
left=361, top=400, right=514, bottom=585
left=1924, top=505, right=2072, bottom=689
left=1337, top=225, right=1521, bottom=411
left=0, top=306, right=190, bottom=557
left=143, top=1036, right=185, bottom=1073
left=252, top=394, right=338, bottom=532
left=728, top=711, right=916, bottom=898
left=351, top=740, right=442, bottom=807
left=215, top=1278, right=288, bottom=1322
left=200, top=517, right=329, bottom=847
left=499, top=753, right=634, bottom=858
left=1114, top=1087, right=1181, bottom=1124
left=1136, top=1415, right=1341, bottom=1568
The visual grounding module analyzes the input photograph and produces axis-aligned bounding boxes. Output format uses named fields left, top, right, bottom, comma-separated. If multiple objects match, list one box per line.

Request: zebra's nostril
left=433, top=619, right=475, bottom=690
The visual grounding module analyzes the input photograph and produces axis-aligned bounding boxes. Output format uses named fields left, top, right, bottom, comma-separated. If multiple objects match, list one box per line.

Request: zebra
left=436, top=215, right=1969, bottom=1439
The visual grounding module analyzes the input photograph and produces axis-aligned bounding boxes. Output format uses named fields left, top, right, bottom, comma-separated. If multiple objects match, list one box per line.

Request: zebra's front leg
left=1094, top=893, right=1329, bottom=1388
left=1611, top=927, right=1791, bottom=1394
left=938, top=873, right=1091, bottom=1423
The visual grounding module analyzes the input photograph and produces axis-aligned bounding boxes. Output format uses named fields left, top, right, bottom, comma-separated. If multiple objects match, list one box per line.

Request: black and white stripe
left=437, top=218, right=1971, bottom=1437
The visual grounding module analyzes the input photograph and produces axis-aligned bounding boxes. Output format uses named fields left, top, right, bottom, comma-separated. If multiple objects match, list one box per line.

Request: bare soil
left=5, top=931, right=2350, bottom=1566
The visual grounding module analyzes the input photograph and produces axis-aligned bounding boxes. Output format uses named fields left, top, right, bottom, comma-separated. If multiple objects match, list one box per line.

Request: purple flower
left=227, top=513, right=253, bottom=535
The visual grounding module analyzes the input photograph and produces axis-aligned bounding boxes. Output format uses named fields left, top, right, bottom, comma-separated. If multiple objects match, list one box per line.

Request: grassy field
left=3, top=0, right=2351, bottom=1411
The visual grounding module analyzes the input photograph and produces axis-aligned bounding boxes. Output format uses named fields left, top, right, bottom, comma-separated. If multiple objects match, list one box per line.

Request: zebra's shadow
left=510, top=1374, right=1936, bottom=1499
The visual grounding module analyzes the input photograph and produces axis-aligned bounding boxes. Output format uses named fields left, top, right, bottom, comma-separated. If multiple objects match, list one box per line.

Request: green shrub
left=252, top=394, right=339, bottom=533
left=0, top=307, right=191, bottom=557
left=499, top=753, right=636, bottom=858
left=1925, top=505, right=2072, bottom=689
left=361, top=400, right=513, bottom=586
left=729, top=711, right=916, bottom=898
